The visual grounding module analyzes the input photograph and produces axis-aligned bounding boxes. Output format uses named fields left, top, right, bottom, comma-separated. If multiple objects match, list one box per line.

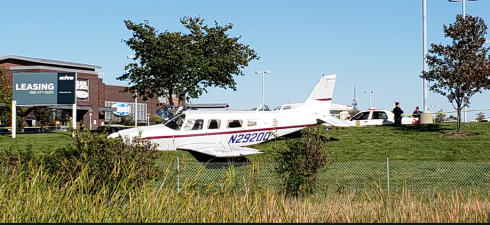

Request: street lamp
left=127, top=55, right=139, bottom=127
left=147, top=113, right=151, bottom=126
left=449, top=0, right=479, bottom=19
left=364, top=90, right=375, bottom=108
left=255, top=70, right=271, bottom=110
left=88, top=110, right=93, bottom=130
left=388, top=100, right=397, bottom=109
left=422, top=0, right=429, bottom=113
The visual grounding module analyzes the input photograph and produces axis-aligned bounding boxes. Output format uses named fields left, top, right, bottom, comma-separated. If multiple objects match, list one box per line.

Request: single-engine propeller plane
left=108, top=74, right=351, bottom=158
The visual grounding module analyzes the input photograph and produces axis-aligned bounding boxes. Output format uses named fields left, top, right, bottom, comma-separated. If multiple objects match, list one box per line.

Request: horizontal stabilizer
left=177, top=143, right=262, bottom=158
left=320, top=116, right=354, bottom=127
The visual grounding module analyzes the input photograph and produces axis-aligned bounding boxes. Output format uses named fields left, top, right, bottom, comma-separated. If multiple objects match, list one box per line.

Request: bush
left=43, top=130, right=162, bottom=191
left=273, top=125, right=330, bottom=196
left=150, top=114, right=163, bottom=124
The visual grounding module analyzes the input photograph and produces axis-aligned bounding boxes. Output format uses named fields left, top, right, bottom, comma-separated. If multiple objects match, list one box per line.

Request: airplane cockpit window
left=208, top=119, right=221, bottom=129
left=247, top=121, right=257, bottom=127
left=351, top=111, right=370, bottom=120
left=164, top=114, right=186, bottom=130
left=227, top=120, right=243, bottom=128
left=184, top=119, right=204, bottom=131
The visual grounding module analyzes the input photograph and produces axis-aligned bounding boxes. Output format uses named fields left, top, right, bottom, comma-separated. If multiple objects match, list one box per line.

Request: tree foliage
left=421, top=15, right=490, bottom=132
left=434, top=109, right=447, bottom=123
left=0, top=67, right=11, bottom=126
left=118, top=17, right=259, bottom=111
left=475, top=112, right=485, bottom=121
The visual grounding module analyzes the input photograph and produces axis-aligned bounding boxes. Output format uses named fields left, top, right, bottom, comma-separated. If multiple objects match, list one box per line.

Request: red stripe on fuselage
left=142, top=123, right=317, bottom=140
left=316, top=98, right=332, bottom=101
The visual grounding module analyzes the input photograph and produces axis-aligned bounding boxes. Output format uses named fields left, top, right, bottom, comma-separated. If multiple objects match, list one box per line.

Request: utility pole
left=352, top=86, right=358, bottom=110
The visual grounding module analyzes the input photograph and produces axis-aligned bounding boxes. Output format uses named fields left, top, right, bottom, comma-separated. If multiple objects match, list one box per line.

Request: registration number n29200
left=228, top=131, right=272, bottom=144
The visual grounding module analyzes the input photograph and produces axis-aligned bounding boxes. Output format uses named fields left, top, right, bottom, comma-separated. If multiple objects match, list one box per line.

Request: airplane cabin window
left=247, top=121, right=257, bottom=127
left=184, top=119, right=204, bottom=131
left=208, top=119, right=221, bottom=129
left=164, top=114, right=186, bottom=130
left=227, top=120, right=243, bottom=128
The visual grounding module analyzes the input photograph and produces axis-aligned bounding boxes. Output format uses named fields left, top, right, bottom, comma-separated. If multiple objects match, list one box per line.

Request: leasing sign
left=13, top=73, right=76, bottom=105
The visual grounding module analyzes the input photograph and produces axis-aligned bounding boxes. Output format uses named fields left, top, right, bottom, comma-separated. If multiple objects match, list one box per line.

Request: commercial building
left=0, top=55, right=174, bottom=129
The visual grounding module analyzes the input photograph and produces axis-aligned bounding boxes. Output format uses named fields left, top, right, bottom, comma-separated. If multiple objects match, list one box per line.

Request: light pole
left=449, top=0, right=479, bottom=19
left=388, top=100, right=397, bottom=109
left=422, top=0, right=429, bottom=114
left=127, top=55, right=139, bottom=127
left=147, top=113, right=151, bottom=126
left=255, top=70, right=271, bottom=110
left=364, top=91, right=375, bottom=108
left=88, top=110, right=93, bottom=130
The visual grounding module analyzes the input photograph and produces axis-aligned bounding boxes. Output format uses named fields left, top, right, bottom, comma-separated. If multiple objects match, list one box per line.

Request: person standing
left=412, top=106, right=422, bottom=122
left=392, top=102, right=404, bottom=125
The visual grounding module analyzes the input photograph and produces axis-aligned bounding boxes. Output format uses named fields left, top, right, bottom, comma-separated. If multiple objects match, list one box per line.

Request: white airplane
left=108, top=74, right=352, bottom=158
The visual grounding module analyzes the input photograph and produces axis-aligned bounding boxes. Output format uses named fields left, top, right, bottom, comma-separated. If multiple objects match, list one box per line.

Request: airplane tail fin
left=298, top=74, right=336, bottom=115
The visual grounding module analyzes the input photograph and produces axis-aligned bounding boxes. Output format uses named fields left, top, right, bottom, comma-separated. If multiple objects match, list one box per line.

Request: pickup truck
left=348, top=108, right=418, bottom=126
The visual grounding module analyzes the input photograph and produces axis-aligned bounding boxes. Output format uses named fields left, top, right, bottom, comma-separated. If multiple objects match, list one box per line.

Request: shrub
left=150, top=114, right=163, bottom=124
left=43, top=130, right=162, bottom=191
left=273, top=125, right=330, bottom=196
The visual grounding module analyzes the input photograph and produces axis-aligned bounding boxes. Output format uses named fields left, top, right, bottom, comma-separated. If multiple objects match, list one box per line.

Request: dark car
left=94, top=125, right=133, bottom=134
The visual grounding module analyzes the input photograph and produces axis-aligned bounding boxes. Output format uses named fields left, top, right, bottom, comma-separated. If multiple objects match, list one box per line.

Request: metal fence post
left=387, top=157, right=390, bottom=195
left=177, top=157, right=180, bottom=191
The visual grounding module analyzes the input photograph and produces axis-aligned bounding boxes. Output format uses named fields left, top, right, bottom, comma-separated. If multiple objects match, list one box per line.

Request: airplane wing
left=177, top=143, right=263, bottom=158
left=320, top=116, right=355, bottom=127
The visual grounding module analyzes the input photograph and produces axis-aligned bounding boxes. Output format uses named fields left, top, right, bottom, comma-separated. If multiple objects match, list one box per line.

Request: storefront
left=0, top=55, right=169, bottom=129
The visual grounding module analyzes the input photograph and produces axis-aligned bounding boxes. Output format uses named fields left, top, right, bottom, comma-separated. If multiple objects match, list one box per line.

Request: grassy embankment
left=1, top=124, right=490, bottom=222
left=1, top=122, right=490, bottom=162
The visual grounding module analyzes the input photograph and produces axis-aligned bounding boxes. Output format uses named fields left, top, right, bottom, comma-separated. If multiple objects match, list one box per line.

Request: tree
left=475, top=112, right=485, bottom=121
left=0, top=67, right=11, bottom=126
left=349, top=107, right=360, bottom=118
left=32, top=106, right=53, bottom=129
left=421, top=15, right=490, bottom=132
left=251, top=104, right=271, bottom=111
left=434, top=109, right=447, bottom=123
left=118, top=18, right=259, bottom=114
left=273, top=125, right=330, bottom=196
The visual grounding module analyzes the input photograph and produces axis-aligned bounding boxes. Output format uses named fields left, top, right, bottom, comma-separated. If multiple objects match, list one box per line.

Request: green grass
left=0, top=131, right=73, bottom=155
left=250, top=122, right=490, bottom=162
left=2, top=122, right=490, bottom=162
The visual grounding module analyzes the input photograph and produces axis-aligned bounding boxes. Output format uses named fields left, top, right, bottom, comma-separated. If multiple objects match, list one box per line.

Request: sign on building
left=13, top=73, right=76, bottom=105
left=76, top=79, right=89, bottom=101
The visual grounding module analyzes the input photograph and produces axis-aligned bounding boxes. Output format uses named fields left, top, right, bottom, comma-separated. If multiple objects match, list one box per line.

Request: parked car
left=94, top=125, right=133, bottom=134
left=348, top=108, right=417, bottom=126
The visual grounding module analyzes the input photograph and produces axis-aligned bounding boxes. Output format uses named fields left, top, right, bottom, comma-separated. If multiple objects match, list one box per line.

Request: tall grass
left=0, top=160, right=488, bottom=223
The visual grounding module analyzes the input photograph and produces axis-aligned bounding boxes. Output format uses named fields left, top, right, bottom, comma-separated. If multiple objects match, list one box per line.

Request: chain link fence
left=163, top=159, right=490, bottom=194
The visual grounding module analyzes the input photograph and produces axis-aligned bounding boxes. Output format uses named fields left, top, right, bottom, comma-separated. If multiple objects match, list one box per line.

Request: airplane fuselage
left=112, top=109, right=317, bottom=151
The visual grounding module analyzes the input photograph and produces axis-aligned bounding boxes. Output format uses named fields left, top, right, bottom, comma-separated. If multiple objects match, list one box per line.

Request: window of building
left=105, top=101, right=147, bottom=123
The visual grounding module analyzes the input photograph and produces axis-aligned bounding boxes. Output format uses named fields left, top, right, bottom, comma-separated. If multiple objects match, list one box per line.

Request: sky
left=1, top=0, right=490, bottom=120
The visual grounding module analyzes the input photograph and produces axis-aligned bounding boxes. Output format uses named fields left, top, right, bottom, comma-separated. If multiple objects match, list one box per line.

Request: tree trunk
left=456, top=106, right=462, bottom=133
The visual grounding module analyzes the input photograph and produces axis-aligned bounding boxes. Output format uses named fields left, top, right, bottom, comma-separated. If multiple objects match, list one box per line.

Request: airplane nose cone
left=108, top=127, right=141, bottom=140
